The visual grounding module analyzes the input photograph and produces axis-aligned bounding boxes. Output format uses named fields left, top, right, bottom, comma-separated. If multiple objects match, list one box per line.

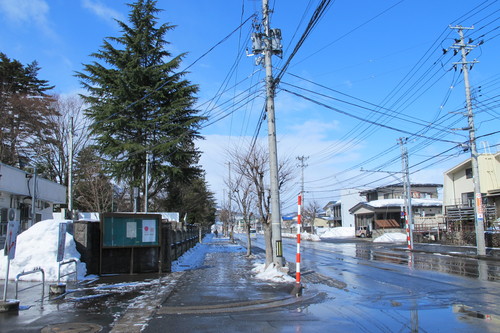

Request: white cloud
left=0, top=0, right=52, bottom=34
left=197, top=130, right=365, bottom=206
left=81, top=0, right=124, bottom=26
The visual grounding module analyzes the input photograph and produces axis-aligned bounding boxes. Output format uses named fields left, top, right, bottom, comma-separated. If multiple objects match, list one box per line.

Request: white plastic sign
left=4, top=220, right=20, bottom=260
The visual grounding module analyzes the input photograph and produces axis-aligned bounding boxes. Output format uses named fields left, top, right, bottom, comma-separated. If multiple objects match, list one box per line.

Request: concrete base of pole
left=291, top=283, right=303, bottom=297
left=0, top=299, right=20, bottom=312
left=49, top=283, right=66, bottom=295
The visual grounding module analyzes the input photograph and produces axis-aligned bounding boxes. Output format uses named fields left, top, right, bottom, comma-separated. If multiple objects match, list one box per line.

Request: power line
left=281, top=87, right=462, bottom=144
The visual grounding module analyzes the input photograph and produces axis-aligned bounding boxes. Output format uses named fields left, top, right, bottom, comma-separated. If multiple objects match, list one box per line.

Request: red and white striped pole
left=296, top=193, right=302, bottom=286
left=404, top=211, right=412, bottom=250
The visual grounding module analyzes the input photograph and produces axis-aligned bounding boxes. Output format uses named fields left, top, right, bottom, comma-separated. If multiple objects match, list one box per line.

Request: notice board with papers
left=101, top=213, right=161, bottom=248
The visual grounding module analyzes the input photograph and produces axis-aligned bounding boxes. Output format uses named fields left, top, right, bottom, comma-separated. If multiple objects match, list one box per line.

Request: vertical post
left=68, top=117, right=74, bottom=218
left=450, top=25, right=486, bottom=256
left=144, top=153, right=150, bottom=213
left=31, top=167, right=37, bottom=227
left=227, top=162, right=232, bottom=238
left=297, top=156, right=308, bottom=196
left=399, top=138, right=413, bottom=250
left=133, top=187, right=139, bottom=213
left=2, top=258, right=10, bottom=301
left=296, top=194, right=302, bottom=287
left=262, top=0, right=283, bottom=267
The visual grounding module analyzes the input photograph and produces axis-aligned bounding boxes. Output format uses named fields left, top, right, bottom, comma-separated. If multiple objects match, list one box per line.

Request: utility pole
left=449, top=25, right=486, bottom=256
left=250, top=0, right=283, bottom=266
left=68, top=117, right=74, bottom=219
left=227, top=162, right=232, bottom=238
left=144, top=153, right=150, bottom=213
left=296, top=156, right=309, bottom=197
left=297, top=155, right=309, bottom=231
left=262, top=0, right=284, bottom=266
left=399, top=138, right=413, bottom=250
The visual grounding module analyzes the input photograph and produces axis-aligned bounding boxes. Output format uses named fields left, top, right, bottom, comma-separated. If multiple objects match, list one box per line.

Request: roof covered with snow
left=368, top=198, right=442, bottom=208
left=349, top=198, right=442, bottom=213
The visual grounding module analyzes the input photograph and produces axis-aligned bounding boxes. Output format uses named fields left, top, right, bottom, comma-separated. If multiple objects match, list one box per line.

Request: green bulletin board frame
left=101, top=213, right=161, bottom=248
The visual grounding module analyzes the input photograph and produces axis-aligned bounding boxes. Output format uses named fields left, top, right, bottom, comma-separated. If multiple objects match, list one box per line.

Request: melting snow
left=319, top=227, right=355, bottom=239
left=252, top=263, right=295, bottom=283
left=373, top=232, right=407, bottom=243
left=0, top=219, right=87, bottom=282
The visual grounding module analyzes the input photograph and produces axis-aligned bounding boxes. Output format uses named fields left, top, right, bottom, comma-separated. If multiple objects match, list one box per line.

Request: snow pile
left=252, top=263, right=295, bottom=283
left=282, top=232, right=321, bottom=242
left=373, top=232, right=407, bottom=243
left=300, top=232, right=321, bottom=241
left=0, top=219, right=87, bottom=281
left=319, top=227, right=355, bottom=239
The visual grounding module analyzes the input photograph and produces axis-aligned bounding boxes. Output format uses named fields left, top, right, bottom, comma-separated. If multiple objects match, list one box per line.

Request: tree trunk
left=246, top=222, right=252, bottom=256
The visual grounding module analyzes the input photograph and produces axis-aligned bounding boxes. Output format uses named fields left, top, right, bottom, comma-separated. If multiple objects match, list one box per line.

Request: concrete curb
left=157, top=292, right=320, bottom=315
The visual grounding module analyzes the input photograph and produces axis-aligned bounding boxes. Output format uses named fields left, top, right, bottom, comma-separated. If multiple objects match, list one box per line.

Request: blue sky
left=1, top=0, right=499, bottom=211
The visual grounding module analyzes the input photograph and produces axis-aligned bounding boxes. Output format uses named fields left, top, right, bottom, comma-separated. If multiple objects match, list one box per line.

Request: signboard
left=142, top=220, right=156, bottom=243
left=475, top=193, right=484, bottom=222
left=101, top=213, right=161, bottom=248
left=53, top=203, right=68, bottom=213
left=57, top=223, right=67, bottom=262
left=4, top=220, right=20, bottom=260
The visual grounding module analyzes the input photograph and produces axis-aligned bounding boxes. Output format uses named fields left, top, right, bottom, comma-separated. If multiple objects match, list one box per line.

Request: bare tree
left=302, top=200, right=322, bottom=234
left=229, top=175, right=255, bottom=256
left=228, top=141, right=295, bottom=267
left=73, top=146, right=113, bottom=213
left=32, top=95, right=92, bottom=185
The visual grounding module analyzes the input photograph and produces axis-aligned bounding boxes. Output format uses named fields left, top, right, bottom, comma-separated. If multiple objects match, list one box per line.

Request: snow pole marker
left=296, top=194, right=301, bottom=285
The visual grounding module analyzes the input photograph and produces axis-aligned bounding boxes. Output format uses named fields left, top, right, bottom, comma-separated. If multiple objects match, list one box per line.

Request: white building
left=443, top=153, right=500, bottom=207
left=443, top=152, right=500, bottom=226
left=0, top=163, right=66, bottom=236
left=323, top=189, right=364, bottom=228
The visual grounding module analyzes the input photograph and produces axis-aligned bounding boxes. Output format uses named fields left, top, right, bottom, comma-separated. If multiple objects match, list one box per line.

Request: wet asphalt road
left=1, top=236, right=499, bottom=332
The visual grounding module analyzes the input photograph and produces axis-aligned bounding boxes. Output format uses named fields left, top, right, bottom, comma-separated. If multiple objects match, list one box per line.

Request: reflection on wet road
left=248, top=236, right=500, bottom=332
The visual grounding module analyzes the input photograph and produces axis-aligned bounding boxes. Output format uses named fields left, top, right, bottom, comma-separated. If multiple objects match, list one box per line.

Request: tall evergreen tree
left=0, top=53, right=57, bottom=168
left=76, top=0, right=204, bottom=208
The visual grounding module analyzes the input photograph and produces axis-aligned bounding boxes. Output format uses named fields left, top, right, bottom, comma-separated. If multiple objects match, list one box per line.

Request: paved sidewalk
left=142, top=235, right=318, bottom=333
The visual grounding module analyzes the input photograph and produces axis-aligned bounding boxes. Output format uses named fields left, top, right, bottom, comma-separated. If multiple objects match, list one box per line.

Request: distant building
left=349, top=183, right=443, bottom=233
left=443, top=153, right=500, bottom=228
left=0, top=163, right=66, bottom=236
left=323, top=189, right=364, bottom=228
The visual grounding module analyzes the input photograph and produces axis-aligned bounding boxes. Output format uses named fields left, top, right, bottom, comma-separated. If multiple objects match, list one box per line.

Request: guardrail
left=15, top=267, right=45, bottom=306
left=58, top=259, right=78, bottom=284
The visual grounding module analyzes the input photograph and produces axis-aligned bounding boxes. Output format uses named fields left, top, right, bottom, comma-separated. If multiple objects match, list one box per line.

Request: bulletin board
left=101, top=213, right=161, bottom=248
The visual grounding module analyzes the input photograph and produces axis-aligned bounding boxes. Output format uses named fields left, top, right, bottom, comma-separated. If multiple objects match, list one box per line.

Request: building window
left=465, top=168, right=473, bottom=179
left=461, top=192, right=474, bottom=206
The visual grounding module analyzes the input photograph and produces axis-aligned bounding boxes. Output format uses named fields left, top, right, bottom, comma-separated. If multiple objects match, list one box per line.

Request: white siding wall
left=341, top=188, right=363, bottom=228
